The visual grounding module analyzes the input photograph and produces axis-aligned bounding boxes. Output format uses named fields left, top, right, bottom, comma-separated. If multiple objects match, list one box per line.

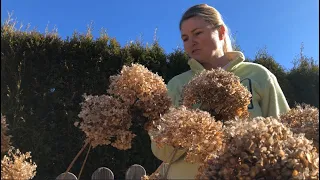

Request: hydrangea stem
left=164, top=148, right=179, bottom=179
left=63, top=141, right=89, bottom=179
left=77, top=144, right=91, bottom=179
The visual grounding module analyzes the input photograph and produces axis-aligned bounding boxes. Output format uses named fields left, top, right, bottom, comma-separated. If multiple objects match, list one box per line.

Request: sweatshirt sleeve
left=148, top=78, right=188, bottom=163
left=149, top=131, right=187, bottom=163
left=260, top=73, right=290, bottom=118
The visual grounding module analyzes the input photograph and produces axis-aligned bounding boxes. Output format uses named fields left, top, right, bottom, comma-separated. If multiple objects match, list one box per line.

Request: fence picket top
left=56, top=165, right=148, bottom=180
left=55, top=172, right=78, bottom=180
left=125, top=164, right=146, bottom=180
left=91, top=167, right=114, bottom=180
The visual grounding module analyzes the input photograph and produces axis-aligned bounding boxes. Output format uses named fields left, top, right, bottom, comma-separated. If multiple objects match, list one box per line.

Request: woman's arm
left=260, top=73, right=290, bottom=118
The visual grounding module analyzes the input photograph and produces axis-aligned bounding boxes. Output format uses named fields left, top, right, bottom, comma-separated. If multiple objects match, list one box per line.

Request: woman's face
left=180, top=16, right=225, bottom=64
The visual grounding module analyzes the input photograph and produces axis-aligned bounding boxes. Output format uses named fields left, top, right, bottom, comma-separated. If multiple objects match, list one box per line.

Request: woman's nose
left=191, top=37, right=197, bottom=46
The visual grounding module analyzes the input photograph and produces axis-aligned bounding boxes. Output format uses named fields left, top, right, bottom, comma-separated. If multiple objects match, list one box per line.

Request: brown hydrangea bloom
left=182, top=68, right=251, bottom=122
left=280, top=104, right=319, bottom=150
left=1, top=147, right=37, bottom=180
left=198, top=117, right=319, bottom=180
left=75, top=94, right=135, bottom=150
left=1, top=115, right=11, bottom=154
left=108, top=64, right=172, bottom=129
left=110, top=131, right=136, bottom=150
left=152, top=106, right=225, bottom=163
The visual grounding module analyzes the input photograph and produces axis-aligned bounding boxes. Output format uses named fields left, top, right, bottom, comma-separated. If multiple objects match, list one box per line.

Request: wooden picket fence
left=56, top=164, right=147, bottom=180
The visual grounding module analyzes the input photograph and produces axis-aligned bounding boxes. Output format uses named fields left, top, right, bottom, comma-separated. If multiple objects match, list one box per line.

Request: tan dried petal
left=111, top=130, right=136, bottom=150
left=142, top=172, right=162, bottom=180
left=280, top=104, right=319, bottom=150
left=1, top=147, right=37, bottom=180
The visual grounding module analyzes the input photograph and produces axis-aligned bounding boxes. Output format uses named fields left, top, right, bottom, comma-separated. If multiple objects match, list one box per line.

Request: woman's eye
left=195, top=31, right=202, bottom=35
left=182, top=38, right=188, bottom=42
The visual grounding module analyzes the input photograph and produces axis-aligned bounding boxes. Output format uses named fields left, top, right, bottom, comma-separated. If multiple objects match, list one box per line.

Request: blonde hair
left=179, top=4, right=233, bottom=53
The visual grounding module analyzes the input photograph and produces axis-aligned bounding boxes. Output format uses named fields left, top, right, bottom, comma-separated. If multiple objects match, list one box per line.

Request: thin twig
left=150, top=147, right=179, bottom=179
left=164, top=148, right=179, bottom=179
left=63, top=141, right=89, bottom=179
left=152, top=162, right=164, bottom=175
left=77, top=144, right=91, bottom=180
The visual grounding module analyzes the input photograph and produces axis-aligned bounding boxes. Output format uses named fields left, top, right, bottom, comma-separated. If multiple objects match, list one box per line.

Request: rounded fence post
left=125, top=164, right=146, bottom=180
left=55, top=172, right=78, bottom=180
left=91, top=167, right=114, bottom=180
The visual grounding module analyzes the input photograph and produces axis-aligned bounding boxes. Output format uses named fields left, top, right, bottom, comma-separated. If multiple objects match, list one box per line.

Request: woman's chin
left=192, top=56, right=206, bottom=63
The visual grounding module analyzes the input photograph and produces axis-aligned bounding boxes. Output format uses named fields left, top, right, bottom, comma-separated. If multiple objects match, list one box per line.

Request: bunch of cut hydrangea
left=147, top=68, right=319, bottom=179
left=74, top=63, right=172, bottom=150
left=198, top=117, right=319, bottom=180
left=145, top=68, right=253, bottom=179
left=70, top=64, right=173, bottom=177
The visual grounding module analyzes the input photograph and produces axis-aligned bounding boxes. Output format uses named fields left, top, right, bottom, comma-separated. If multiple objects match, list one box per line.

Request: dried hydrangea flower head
left=198, top=117, right=319, bottom=180
left=1, top=114, right=11, bottom=154
left=182, top=68, right=252, bottom=122
left=108, top=63, right=172, bottom=130
left=152, top=106, right=225, bottom=164
left=1, top=147, right=37, bottom=180
left=75, top=94, right=135, bottom=150
left=280, top=104, right=319, bottom=150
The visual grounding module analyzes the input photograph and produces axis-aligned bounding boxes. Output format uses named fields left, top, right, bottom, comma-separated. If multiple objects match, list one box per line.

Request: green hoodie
left=148, top=51, right=290, bottom=179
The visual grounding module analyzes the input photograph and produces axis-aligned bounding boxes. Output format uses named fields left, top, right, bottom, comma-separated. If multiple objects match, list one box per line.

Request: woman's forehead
left=180, top=17, right=210, bottom=32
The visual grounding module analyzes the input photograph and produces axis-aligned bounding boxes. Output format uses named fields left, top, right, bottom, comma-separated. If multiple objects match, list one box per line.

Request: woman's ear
left=218, top=25, right=226, bottom=40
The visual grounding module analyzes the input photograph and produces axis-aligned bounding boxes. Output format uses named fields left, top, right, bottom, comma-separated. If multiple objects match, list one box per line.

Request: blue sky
left=1, top=0, right=319, bottom=70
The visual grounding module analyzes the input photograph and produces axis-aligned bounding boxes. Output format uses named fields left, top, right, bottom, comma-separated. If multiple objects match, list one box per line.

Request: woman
left=149, top=4, right=290, bottom=179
